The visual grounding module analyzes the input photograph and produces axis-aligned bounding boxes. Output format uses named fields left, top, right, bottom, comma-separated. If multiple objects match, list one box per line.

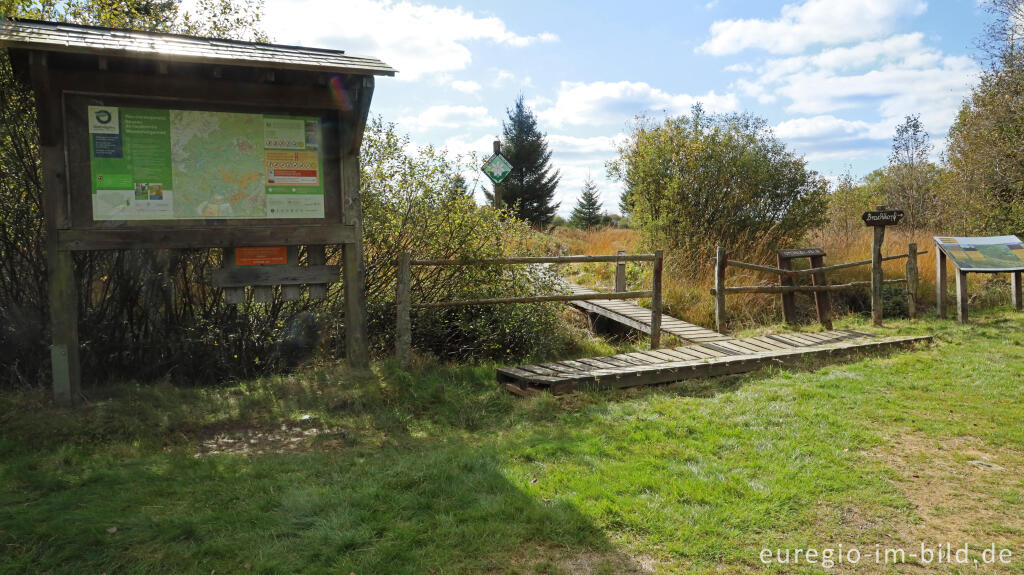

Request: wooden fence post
left=777, top=253, right=796, bottom=324
left=715, top=246, right=727, bottom=333
left=870, top=215, right=886, bottom=326
left=906, top=243, right=918, bottom=319
left=396, top=252, right=412, bottom=365
left=956, top=269, right=969, bottom=323
left=1012, top=271, right=1022, bottom=312
left=936, top=248, right=947, bottom=318
left=650, top=250, right=663, bottom=350
left=809, top=253, right=832, bottom=330
left=615, top=249, right=627, bottom=292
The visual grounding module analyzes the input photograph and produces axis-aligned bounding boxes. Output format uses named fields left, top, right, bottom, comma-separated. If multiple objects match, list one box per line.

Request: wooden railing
left=395, top=251, right=664, bottom=364
left=709, top=244, right=926, bottom=333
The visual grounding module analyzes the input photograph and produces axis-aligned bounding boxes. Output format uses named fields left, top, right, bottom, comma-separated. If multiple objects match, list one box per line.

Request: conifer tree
left=488, top=94, right=560, bottom=226
left=570, top=175, right=603, bottom=229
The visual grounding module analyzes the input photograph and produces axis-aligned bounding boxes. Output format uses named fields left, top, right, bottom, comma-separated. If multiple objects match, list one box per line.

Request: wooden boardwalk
left=499, top=330, right=931, bottom=395
left=567, top=283, right=730, bottom=344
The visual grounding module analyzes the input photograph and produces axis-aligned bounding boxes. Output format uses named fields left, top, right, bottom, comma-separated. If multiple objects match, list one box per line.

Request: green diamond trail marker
left=482, top=152, right=513, bottom=184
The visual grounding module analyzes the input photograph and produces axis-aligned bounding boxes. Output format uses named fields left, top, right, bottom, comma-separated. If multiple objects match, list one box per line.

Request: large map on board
left=88, top=106, right=324, bottom=221
left=935, top=235, right=1024, bottom=271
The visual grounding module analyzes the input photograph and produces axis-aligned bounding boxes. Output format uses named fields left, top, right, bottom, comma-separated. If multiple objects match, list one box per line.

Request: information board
left=935, top=235, right=1024, bottom=271
left=88, top=106, right=325, bottom=221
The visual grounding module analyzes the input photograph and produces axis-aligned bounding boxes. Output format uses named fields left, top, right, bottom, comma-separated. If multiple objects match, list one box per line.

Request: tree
left=939, top=0, right=1024, bottom=235
left=489, top=94, right=560, bottom=227
left=884, top=114, right=940, bottom=229
left=608, top=105, right=828, bottom=275
left=569, top=175, right=603, bottom=229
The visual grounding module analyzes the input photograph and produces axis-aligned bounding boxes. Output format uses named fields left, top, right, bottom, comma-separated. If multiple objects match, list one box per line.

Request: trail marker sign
left=862, top=209, right=904, bottom=226
left=482, top=152, right=513, bottom=184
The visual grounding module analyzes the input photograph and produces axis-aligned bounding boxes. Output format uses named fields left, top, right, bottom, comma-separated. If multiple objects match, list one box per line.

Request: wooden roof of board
left=0, top=18, right=397, bottom=76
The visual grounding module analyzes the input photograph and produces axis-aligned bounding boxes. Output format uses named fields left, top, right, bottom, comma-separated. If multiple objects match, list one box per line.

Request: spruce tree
left=492, top=94, right=560, bottom=226
left=570, top=175, right=604, bottom=229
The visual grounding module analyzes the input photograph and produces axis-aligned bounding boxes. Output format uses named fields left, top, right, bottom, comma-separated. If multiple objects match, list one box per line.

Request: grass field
left=2, top=308, right=1024, bottom=573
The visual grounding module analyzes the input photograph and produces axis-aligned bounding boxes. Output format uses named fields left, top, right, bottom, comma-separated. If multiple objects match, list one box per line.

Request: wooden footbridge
left=393, top=250, right=930, bottom=396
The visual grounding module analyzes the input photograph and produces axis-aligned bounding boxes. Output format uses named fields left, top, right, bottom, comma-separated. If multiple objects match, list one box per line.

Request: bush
left=609, top=105, right=829, bottom=276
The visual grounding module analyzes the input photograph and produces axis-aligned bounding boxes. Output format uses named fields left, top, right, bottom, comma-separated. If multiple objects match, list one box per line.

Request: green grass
left=2, top=309, right=1024, bottom=573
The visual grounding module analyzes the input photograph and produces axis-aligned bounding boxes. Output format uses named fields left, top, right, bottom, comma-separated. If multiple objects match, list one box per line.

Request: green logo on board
left=481, top=153, right=513, bottom=184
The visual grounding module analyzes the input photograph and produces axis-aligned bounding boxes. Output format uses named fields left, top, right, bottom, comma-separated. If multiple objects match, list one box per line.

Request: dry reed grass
left=549, top=225, right=1018, bottom=330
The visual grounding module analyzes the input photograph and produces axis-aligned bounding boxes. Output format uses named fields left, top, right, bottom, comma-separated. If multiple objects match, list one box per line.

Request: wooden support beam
left=413, top=290, right=655, bottom=309
left=715, top=246, right=727, bottom=333
left=906, top=243, right=918, bottom=320
left=307, top=245, right=328, bottom=300
left=282, top=246, right=302, bottom=301
left=777, top=253, right=797, bottom=324
left=1013, top=271, right=1022, bottom=312
left=221, top=248, right=245, bottom=304
left=956, top=269, right=969, bottom=323
left=871, top=223, right=885, bottom=326
left=614, top=250, right=627, bottom=293
left=936, top=248, right=947, bottom=318
left=650, top=250, right=663, bottom=350
left=395, top=252, right=412, bottom=365
left=211, top=264, right=339, bottom=288
left=810, top=253, right=832, bottom=330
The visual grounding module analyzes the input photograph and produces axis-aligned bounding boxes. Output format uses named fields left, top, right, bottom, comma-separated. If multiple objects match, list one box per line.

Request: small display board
left=235, top=246, right=288, bottom=266
left=481, top=152, right=513, bottom=184
left=934, top=235, right=1024, bottom=272
left=862, top=209, right=904, bottom=226
left=88, top=106, right=325, bottom=221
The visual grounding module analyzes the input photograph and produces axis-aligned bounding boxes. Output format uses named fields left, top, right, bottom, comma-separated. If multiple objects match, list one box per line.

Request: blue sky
left=260, top=0, right=986, bottom=215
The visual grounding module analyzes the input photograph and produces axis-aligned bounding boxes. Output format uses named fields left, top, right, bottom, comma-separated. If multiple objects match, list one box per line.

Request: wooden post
left=339, top=79, right=372, bottom=369
left=777, top=253, right=796, bottom=324
left=650, top=250, right=663, bottom=350
left=936, top=248, right=947, bottom=319
left=956, top=269, right=969, bottom=323
left=809, top=253, right=832, bottom=330
left=221, top=248, right=245, bottom=304
left=33, top=53, right=80, bottom=406
left=307, top=246, right=328, bottom=300
left=1012, top=271, right=1022, bottom=312
left=715, top=246, right=727, bottom=333
left=614, top=249, right=627, bottom=292
left=396, top=252, right=412, bottom=365
left=871, top=218, right=885, bottom=326
left=282, top=246, right=301, bottom=301
left=492, top=140, right=503, bottom=210
left=906, top=243, right=918, bottom=320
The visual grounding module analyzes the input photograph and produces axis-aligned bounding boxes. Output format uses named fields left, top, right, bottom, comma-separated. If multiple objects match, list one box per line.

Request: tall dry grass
left=548, top=225, right=1018, bottom=330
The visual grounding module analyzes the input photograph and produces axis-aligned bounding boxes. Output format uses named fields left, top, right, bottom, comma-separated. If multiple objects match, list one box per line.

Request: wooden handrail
left=411, top=290, right=654, bottom=309
left=711, top=278, right=906, bottom=295
left=411, top=254, right=656, bottom=266
left=715, top=250, right=928, bottom=277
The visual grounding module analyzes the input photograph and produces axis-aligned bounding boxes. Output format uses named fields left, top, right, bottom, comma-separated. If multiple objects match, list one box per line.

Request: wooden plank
left=576, top=357, right=622, bottom=370
left=282, top=246, right=302, bottom=301
left=744, top=337, right=791, bottom=351
left=307, top=245, right=328, bottom=300
left=764, top=334, right=800, bottom=348
left=57, top=225, right=358, bottom=251
left=212, top=264, right=340, bottom=288
left=713, top=340, right=764, bottom=355
left=699, top=342, right=746, bottom=356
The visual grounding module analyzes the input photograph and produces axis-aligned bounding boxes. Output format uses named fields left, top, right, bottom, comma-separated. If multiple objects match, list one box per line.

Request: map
left=88, top=106, right=324, bottom=221
left=935, top=236, right=1024, bottom=271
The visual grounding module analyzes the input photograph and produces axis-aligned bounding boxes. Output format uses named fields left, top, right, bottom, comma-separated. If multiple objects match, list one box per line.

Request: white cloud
left=547, top=134, right=624, bottom=155
left=261, top=0, right=558, bottom=81
left=397, top=105, right=495, bottom=131
left=451, top=80, right=482, bottom=93
left=442, top=133, right=498, bottom=158
left=539, top=81, right=739, bottom=127
left=774, top=115, right=874, bottom=140
left=698, top=0, right=927, bottom=55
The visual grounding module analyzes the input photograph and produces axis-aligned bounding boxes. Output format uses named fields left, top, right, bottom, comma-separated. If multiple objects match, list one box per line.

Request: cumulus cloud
left=397, top=105, right=495, bottom=131
left=261, top=0, right=558, bottom=80
left=698, top=0, right=927, bottom=55
left=538, top=81, right=739, bottom=127
left=451, top=80, right=482, bottom=93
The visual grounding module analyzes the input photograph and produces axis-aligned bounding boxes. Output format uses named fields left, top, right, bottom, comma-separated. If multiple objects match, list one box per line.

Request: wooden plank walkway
left=567, top=283, right=730, bottom=344
left=498, top=330, right=932, bottom=396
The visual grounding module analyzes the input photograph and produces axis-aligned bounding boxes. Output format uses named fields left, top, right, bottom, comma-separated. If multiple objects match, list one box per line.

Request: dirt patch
left=193, top=422, right=352, bottom=456
left=816, top=432, right=1024, bottom=573
left=493, top=543, right=661, bottom=574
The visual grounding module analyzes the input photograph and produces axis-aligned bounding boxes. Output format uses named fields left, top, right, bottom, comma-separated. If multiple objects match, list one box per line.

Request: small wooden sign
left=236, top=246, right=288, bottom=266
left=862, top=210, right=904, bottom=226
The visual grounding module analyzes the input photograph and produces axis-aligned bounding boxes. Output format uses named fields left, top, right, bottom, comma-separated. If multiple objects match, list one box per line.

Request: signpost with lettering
left=862, top=207, right=904, bottom=326
left=482, top=140, right=513, bottom=209
left=934, top=235, right=1024, bottom=323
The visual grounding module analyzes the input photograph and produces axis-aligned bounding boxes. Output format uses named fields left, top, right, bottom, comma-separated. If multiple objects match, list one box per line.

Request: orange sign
left=236, top=246, right=287, bottom=266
